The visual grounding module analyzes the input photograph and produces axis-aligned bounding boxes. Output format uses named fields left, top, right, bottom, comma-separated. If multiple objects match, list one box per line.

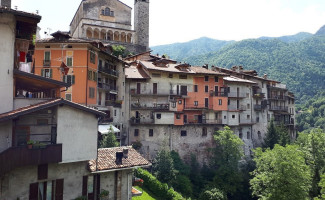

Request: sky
left=11, top=0, right=325, bottom=46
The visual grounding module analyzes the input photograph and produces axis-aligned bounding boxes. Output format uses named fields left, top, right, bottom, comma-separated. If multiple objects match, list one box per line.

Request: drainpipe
left=86, top=48, right=89, bottom=106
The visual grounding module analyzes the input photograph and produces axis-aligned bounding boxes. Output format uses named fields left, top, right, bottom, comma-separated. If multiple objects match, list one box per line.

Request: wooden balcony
left=0, top=144, right=62, bottom=176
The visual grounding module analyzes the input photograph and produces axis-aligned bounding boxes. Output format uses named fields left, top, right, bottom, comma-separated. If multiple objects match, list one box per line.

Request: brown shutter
left=38, top=164, right=48, bottom=180
left=29, top=182, right=38, bottom=200
left=96, top=175, right=101, bottom=200
left=82, top=176, right=88, bottom=196
left=55, top=179, right=64, bottom=200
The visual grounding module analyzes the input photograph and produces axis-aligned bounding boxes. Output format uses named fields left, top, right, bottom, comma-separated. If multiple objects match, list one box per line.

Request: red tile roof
left=88, top=147, right=151, bottom=172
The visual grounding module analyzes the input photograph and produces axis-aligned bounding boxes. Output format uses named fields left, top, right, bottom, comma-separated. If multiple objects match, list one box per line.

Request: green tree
left=153, top=148, right=175, bottom=185
left=296, top=129, right=325, bottom=198
left=99, top=126, right=119, bottom=148
left=263, top=119, right=278, bottom=149
left=250, top=145, right=311, bottom=200
left=170, top=150, right=190, bottom=176
left=212, top=126, right=244, bottom=196
left=276, top=123, right=290, bottom=146
left=198, top=188, right=227, bottom=200
left=112, top=45, right=126, bottom=57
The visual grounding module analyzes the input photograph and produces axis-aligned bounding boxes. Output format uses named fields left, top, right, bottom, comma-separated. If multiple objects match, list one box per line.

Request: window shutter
left=82, top=176, right=88, bottom=196
left=49, top=69, right=52, bottom=78
left=72, top=75, right=75, bottom=84
left=29, top=182, right=38, bottom=200
left=41, top=69, right=45, bottom=77
left=55, top=179, right=64, bottom=200
left=63, top=75, right=67, bottom=83
left=38, top=164, right=48, bottom=180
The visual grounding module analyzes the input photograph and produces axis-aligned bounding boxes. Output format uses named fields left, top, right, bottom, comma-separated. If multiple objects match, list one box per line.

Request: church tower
left=134, top=0, right=149, bottom=50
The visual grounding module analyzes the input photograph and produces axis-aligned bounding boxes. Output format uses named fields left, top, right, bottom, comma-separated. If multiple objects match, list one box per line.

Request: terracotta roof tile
left=190, top=66, right=227, bottom=75
left=125, top=65, right=150, bottom=79
left=88, top=147, right=151, bottom=172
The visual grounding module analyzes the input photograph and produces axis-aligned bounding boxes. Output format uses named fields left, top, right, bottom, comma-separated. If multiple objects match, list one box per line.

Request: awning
left=98, top=125, right=120, bottom=134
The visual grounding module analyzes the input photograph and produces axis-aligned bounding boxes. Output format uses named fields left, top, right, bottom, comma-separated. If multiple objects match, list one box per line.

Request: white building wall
left=0, top=13, right=15, bottom=113
left=57, top=105, right=97, bottom=163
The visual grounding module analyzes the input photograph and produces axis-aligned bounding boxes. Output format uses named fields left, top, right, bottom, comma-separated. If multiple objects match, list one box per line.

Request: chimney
left=1, top=0, right=11, bottom=8
left=116, top=152, right=123, bottom=165
left=123, top=148, right=129, bottom=158
left=202, top=64, right=208, bottom=69
left=263, top=74, right=268, bottom=79
left=239, top=66, right=243, bottom=73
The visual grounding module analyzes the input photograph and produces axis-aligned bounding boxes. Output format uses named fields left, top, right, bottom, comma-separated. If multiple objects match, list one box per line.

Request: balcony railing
left=131, top=103, right=170, bottom=110
left=228, top=92, right=246, bottom=98
left=130, top=89, right=170, bottom=96
left=43, top=60, right=51, bottom=67
left=185, top=119, right=223, bottom=124
left=254, top=105, right=262, bottom=111
left=269, top=106, right=288, bottom=112
left=130, top=118, right=154, bottom=125
left=184, top=104, right=213, bottom=110
left=98, top=66, right=119, bottom=77
left=209, top=91, right=228, bottom=97
left=105, top=100, right=122, bottom=108
left=253, top=92, right=265, bottom=99
left=98, top=83, right=117, bottom=92
left=0, top=144, right=62, bottom=176
left=228, top=105, right=247, bottom=111
left=268, top=95, right=285, bottom=100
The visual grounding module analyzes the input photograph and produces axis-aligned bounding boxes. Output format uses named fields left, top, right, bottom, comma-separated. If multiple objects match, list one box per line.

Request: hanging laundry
left=19, top=51, right=26, bottom=62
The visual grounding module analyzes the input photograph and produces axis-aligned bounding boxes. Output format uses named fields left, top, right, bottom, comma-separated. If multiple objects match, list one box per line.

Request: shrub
left=135, top=168, right=184, bottom=200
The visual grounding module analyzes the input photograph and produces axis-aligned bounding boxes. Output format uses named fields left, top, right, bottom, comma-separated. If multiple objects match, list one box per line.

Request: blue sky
left=11, top=0, right=325, bottom=46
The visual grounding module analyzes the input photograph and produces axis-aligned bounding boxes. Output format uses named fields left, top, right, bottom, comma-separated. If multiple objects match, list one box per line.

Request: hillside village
left=0, top=0, right=299, bottom=199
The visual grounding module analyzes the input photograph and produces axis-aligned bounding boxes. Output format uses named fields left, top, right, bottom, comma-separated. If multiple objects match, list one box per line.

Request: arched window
left=105, top=7, right=110, bottom=16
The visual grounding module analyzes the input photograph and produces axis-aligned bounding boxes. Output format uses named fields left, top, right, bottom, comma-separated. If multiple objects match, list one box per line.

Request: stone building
left=70, top=0, right=150, bottom=54
left=123, top=52, right=296, bottom=162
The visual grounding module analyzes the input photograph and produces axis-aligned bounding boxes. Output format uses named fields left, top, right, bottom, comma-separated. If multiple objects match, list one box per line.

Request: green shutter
left=72, top=75, right=75, bottom=84
left=49, top=69, right=52, bottom=78
left=41, top=69, right=45, bottom=77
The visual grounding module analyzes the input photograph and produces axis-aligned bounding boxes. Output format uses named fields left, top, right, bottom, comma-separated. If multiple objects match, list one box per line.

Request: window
left=205, top=85, right=209, bottom=93
left=215, top=76, right=219, bottom=82
left=205, top=76, right=209, bottom=81
left=247, top=115, right=250, bottom=119
left=29, top=179, right=63, bottom=200
left=149, top=129, right=153, bottom=137
left=247, top=131, right=251, bottom=139
left=247, top=104, right=250, bottom=109
left=232, top=115, right=235, bottom=119
left=134, top=129, right=139, bottom=136
left=41, top=69, right=52, bottom=78
left=171, top=102, right=176, bottom=108
left=156, top=114, right=161, bottom=119
left=152, top=73, right=161, bottom=77
left=44, top=51, right=51, bottom=61
left=65, top=94, right=72, bottom=101
left=105, top=7, right=110, bottom=16
left=92, top=71, right=97, bottom=81
left=219, top=99, right=222, bottom=105
left=224, top=116, right=226, bottom=119
left=239, top=132, right=243, bottom=139
left=114, top=110, right=117, bottom=116
left=256, top=117, right=260, bottom=122
left=176, top=114, right=181, bottom=119
left=179, top=74, right=187, bottom=79
left=168, top=73, right=173, bottom=78
left=110, top=11, right=114, bottom=16
left=194, top=85, right=198, bottom=92
left=258, top=131, right=262, bottom=139
left=66, top=51, right=73, bottom=66
left=88, top=70, right=93, bottom=80
left=89, top=87, right=95, bottom=98
left=228, top=100, right=230, bottom=105
left=215, top=113, right=219, bottom=119
left=202, top=127, right=207, bottom=137
left=181, top=130, right=187, bottom=137
left=90, top=51, right=96, bottom=64
left=63, top=75, right=75, bottom=85
left=178, top=100, right=182, bottom=104
left=194, top=101, right=198, bottom=106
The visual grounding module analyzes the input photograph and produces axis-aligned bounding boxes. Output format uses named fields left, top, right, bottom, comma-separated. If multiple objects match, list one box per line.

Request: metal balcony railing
left=269, top=106, right=288, bottom=112
left=228, top=92, right=246, bottom=98
left=43, top=60, right=51, bottom=67
left=98, top=66, right=119, bottom=77
left=131, top=103, right=170, bottom=110
left=130, top=118, right=154, bottom=124
left=209, top=91, right=228, bottom=97
left=184, top=104, right=213, bottom=110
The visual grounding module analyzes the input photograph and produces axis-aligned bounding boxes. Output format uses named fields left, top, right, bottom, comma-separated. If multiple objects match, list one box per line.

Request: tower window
left=105, top=7, right=110, bottom=16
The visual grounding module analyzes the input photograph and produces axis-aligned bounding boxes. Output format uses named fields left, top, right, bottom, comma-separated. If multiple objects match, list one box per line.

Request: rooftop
left=88, top=147, right=151, bottom=172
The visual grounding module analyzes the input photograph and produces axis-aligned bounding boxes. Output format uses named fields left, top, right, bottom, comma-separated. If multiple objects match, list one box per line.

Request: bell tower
left=134, top=0, right=149, bottom=50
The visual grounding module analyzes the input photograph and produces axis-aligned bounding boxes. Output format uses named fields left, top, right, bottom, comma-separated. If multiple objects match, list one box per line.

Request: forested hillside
left=151, top=37, right=234, bottom=61
left=151, top=28, right=325, bottom=103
